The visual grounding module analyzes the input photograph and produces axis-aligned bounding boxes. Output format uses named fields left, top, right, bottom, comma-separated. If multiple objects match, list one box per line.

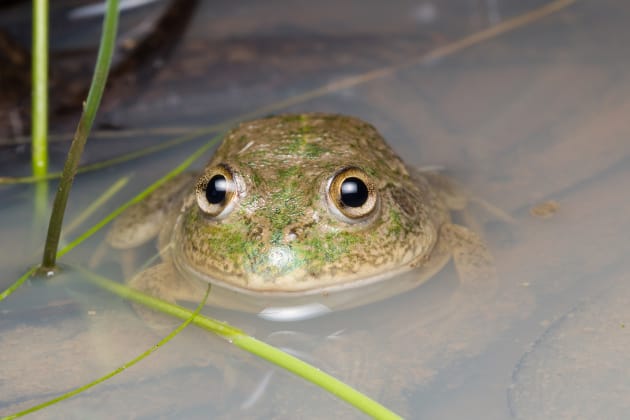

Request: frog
left=106, top=113, right=496, bottom=321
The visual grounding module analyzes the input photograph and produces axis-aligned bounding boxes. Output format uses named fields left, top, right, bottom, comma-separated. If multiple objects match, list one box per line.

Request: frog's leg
left=106, top=172, right=197, bottom=249
left=127, top=262, right=208, bottom=328
left=418, top=169, right=468, bottom=211
left=440, top=223, right=497, bottom=289
left=420, top=169, right=515, bottom=224
left=421, top=171, right=502, bottom=288
left=103, top=172, right=197, bottom=276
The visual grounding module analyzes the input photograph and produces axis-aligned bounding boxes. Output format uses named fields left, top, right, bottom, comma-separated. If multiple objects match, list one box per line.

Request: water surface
left=2, top=0, right=629, bottom=418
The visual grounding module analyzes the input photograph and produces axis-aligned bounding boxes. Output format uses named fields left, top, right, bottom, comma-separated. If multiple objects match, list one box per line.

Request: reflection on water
left=2, top=0, right=630, bottom=418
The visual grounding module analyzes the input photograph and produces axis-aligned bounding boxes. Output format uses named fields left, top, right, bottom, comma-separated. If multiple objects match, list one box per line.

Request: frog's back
left=212, top=114, right=410, bottom=181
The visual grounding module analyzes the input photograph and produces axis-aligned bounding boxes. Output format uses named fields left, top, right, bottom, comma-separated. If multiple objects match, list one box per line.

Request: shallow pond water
left=2, top=0, right=630, bottom=418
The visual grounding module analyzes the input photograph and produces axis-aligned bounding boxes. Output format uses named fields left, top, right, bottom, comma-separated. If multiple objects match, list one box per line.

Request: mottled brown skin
left=107, top=113, right=494, bottom=312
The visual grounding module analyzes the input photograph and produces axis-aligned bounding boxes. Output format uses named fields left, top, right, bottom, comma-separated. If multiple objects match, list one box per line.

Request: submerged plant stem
left=31, top=0, right=48, bottom=177
left=3, top=285, right=212, bottom=420
left=61, top=176, right=129, bottom=237
left=40, top=0, right=119, bottom=270
left=81, top=270, right=402, bottom=419
left=0, top=135, right=219, bottom=303
left=0, top=127, right=217, bottom=185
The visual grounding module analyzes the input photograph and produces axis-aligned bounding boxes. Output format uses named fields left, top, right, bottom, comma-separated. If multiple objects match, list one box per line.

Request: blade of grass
left=56, top=134, right=219, bottom=260
left=31, top=0, right=48, bottom=177
left=0, top=178, right=128, bottom=301
left=40, top=0, right=119, bottom=270
left=60, top=176, right=129, bottom=238
left=0, top=127, right=217, bottom=185
left=31, top=0, right=50, bottom=241
left=3, top=284, right=212, bottom=420
left=3, top=261, right=402, bottom=418
left=0, top=266, right=38, bottom=301
left=0, top=134, right=219, bottom=302
left=80, top=270, right=402, bottom=420
left=33, top=181, right=49, bottom=236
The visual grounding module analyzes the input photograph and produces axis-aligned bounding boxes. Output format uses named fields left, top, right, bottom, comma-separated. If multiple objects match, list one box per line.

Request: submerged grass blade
left=0, top=127, right=217, bottom=185
left=33, top=181, right=48, bottom=236
left=81, top=270, right=402, bottom=419
left=31, top=0, right=48, bottom=177
left=0, top=134, right=218, bottom=302
left=0, top=266, right=38, bottom=302
left=60, top=176, right=129, bottom=238
left=230, top=336, right=402, bottom=419
left=40, top=0, right=119, bottom=269
left=56, top=134, right=219, bottom=260
left=3, top=284, right=212, bottom=420
left=31, top=0, right=50, bottom=237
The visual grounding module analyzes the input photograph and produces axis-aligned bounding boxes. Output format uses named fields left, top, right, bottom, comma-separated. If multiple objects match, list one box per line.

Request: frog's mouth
left=171, top=244, right=449, bottom=319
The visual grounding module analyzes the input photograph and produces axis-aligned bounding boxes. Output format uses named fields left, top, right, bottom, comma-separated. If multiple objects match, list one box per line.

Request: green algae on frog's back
left=108, top=113, right=495, bottom=317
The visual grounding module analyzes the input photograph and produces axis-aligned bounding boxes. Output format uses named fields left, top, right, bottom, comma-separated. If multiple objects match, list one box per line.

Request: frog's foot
left=420, top=169, right=515, bottom=224
left=440, top=223, right=497, bottom=290
left=127, top=262, right=208, bottom=329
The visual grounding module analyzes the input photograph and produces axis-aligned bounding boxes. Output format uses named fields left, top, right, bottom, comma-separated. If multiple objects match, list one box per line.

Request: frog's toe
left=440, top=223, right=497, bottom=289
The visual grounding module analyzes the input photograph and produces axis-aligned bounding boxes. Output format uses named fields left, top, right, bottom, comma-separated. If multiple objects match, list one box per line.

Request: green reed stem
left=31, top=0, right=50, bottom=236
left=82, top=270, right=402, bottom=420
left=57, top=135, right=218, bottom=260
left=0, top=128, right=217, bottom=185
left=31, top=0, right=48, bottom=177
left=0, top=135, right=218, bottom=303
left=40, top=0, right=119, bottom=270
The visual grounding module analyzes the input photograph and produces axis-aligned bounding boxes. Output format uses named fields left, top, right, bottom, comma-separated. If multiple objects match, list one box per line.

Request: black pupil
left=340, top=177, right=368, bottom=207
left=206, top=175, right=228, bottom=204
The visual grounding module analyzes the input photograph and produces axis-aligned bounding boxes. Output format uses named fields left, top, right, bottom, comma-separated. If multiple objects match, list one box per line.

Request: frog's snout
left=266, top=245, right=296, bottom=270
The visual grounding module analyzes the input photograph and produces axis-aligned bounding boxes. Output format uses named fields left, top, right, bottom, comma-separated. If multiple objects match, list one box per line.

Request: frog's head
left=171, top=114, right=438, bottom=298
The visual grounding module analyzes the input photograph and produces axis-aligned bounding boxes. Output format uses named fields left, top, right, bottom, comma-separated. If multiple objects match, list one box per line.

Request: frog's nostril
left=268, top=245, right=294, bottom=269
left=285, top=230, right=298, bottom=242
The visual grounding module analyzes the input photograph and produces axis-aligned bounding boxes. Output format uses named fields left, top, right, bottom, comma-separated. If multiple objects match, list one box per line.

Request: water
left=2, top=0, right=630, bottom=418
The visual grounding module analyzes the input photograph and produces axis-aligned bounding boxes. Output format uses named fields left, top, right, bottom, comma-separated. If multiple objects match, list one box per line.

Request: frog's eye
left=196, top=164, right=239, bottom=219
left=326, top=167, right=378, bottom=223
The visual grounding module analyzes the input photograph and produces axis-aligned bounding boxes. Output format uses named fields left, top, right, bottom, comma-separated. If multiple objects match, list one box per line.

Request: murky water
left=2, top=0, right=630, bottom=418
